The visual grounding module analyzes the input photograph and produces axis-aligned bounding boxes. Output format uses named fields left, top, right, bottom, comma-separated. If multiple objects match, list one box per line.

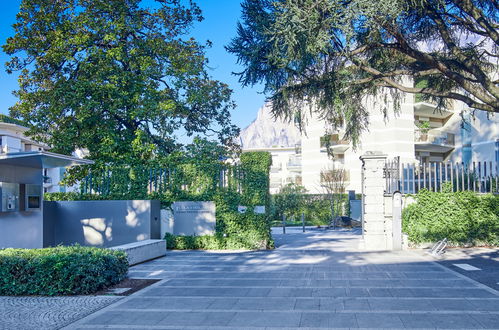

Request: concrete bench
left=110, top=239, right=166, bottom=266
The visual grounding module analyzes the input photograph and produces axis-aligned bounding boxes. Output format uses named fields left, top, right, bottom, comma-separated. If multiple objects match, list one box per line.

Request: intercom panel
left=0, top=182, right=20, bottom=212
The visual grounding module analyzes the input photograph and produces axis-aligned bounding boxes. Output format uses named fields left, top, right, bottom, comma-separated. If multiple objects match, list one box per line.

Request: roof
left=0, top=114, right=28, bottom=127
left=0, top=151, right=94, bottom=169
left=242, top=146, right=297, bottom=152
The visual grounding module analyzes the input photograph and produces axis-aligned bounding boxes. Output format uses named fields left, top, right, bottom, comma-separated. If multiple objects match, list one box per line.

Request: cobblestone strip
left=0, top=295, right=122, bottom=330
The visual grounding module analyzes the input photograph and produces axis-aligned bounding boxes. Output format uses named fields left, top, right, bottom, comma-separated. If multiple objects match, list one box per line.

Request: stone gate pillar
left=360, top=152, right=388, bottom=250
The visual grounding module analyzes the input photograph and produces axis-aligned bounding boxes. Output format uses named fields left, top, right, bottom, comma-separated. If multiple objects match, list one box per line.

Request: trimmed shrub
left=0, top=245, right=128, bottom=296
left=270, top=188, right=352, bottom=226
left=164, top=230, right=270, bottom=250
left=402, top=188, right=499, bottom=246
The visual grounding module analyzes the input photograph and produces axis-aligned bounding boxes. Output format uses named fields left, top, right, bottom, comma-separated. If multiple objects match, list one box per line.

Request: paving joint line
left=409, top=250, right=499, bottom=297
left=107, top=308, right=499, bottom=315
left=61, top=278, right=167, bottom=330
left=154, top=285, right=482, bottom=289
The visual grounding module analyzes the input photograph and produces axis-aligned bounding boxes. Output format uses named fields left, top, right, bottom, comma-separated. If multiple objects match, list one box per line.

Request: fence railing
left=385, top=158, right=498, bottom=194
left=414, top=131, right=455, bottom=146
left=80, top=164, right=248, bottom=196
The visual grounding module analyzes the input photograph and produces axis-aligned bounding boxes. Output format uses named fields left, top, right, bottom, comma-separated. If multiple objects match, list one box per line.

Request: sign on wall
left=253, top=206, right=265, bottom=214
left=172, top=201, right=216, bottom=236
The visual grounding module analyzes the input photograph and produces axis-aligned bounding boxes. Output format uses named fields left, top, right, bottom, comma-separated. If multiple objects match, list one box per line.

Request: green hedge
left=164, top=230, right=269, bottom=250
left=402, top=188, right=499, bottom=246
left=270, top=186, right=352, bottom=226
left=0, top=246, right=128, bottom=296
left=0, top=114, right=27, bottom=126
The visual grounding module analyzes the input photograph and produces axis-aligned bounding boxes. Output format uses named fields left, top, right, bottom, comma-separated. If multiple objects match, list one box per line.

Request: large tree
left=4, top=0, right=239, bottom=165
left=228, top=0, right=498, bottom=144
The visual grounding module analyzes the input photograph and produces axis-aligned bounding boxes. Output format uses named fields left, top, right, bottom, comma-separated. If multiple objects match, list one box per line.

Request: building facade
left=242, top=93, right=499, bottom=194
left=0, top=117, right=80, bottom=193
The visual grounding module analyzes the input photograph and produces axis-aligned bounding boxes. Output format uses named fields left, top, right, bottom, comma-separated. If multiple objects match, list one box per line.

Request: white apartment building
left=243, top=146, right=302, bottom=194
left=242, top=92, right=499, bottom=194
left=0, top=117, right=75, bottom=193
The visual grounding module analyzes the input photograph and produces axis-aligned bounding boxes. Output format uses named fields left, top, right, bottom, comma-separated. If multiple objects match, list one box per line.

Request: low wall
left=43, top=200, right=161, bottom=248
left=110, top=239, right=166, bottom=266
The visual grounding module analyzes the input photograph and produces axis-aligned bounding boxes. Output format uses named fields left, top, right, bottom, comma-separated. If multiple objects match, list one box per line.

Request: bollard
left=301, top=213, right=305, bottom=232
left=392, top=191, right=402, bottom=250
left=282, top=214, right=286, bottom=234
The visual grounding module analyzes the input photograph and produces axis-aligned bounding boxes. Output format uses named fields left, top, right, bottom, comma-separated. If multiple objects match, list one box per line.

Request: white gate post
left=360, top=152, right=388, bottom=250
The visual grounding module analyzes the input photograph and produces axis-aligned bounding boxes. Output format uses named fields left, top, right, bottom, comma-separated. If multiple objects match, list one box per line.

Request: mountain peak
left=239, top=104, right=301, bottom=149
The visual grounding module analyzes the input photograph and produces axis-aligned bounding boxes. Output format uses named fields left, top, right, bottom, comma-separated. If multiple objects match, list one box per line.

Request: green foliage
left=229, top=0, right=498, bottom=147
left=0, top=245, right=128, bottom=296
left=4, top=0, right=239, bottom=166
left=402, top=189, right=499, bottom=246
left=270, top=184, right=350, bottom=226
left=0, top=114, right=27, bottom=126
left=271, top=183, right=307, bottom=220
left=416, top=120, right=431, bottom=134
left=164, top=227, right=271, bottom=250
left=240, top=151, right=272, bottom=206
left=46, top=151, right=274, bottom=250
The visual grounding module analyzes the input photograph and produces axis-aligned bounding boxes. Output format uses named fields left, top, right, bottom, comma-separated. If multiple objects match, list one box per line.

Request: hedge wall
left=46, top=151, right=274, bottom=250
left=0, top=246, right=128, bottom=295
left=402, top=188, right=499, bottom=246
left=270, top=191, right=351, bottom=226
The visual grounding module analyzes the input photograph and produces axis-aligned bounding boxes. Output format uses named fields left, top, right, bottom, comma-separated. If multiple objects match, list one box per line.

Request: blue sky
left=0, top=0, right=264, bottom=130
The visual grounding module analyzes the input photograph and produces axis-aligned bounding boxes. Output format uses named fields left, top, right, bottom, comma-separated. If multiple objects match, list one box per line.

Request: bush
left=0, top=245, right=128, bottom=296
left=402, top=188, right=499, bottom=246
left=270, top=185, right=352, bottom=226
left=165, top=232, right=270, bottom=251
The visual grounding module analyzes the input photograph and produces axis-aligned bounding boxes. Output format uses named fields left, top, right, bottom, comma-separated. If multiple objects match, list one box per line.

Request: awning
left=0, top=151, right=94, bottom=169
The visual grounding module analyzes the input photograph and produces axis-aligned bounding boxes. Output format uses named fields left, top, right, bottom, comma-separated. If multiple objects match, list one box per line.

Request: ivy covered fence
left=46, top=152, right=274, bottom=250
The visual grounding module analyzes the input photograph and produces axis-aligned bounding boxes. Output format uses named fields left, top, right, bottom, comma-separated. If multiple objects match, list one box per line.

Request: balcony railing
left=415, top=130, right=455, bottom=146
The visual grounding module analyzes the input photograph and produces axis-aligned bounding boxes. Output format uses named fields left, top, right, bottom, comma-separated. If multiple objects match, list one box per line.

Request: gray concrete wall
left=44, top=200, right=161, bottom=248
left=0, top=210, right=44, bottom=249
left=0, top=165, right=44, bottom=249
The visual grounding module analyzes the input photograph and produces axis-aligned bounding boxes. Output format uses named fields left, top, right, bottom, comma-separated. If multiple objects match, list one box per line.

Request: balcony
left=320, top=169, right=351, bottom=188
left=414, top=102, right=453, bottom=119
left=415, top=130, right=455, bottom=153
left=287, top=157, right=301, bottom=171
left=320, top=134, right=349, bottom=154
left=270, top=166, right=282, bottom=174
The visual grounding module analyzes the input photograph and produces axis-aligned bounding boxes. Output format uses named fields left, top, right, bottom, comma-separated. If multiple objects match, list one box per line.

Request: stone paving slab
left=0, top=295, right=122, bottom=330
left=432, top=247, right=499, bottom=292
left=66, top=229, right=499, bottom=329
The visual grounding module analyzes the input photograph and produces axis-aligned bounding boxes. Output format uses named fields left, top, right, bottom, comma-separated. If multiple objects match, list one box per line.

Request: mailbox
left=25, top=184, right=42, bottom=210
left=0, top=182, right=20, bottom=212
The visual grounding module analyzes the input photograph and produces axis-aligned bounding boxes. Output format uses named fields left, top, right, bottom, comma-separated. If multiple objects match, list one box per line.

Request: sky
left=0, top=0, right=265, bottom=131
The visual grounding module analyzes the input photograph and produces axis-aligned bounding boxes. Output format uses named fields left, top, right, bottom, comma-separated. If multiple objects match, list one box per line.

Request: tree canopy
left=228, top=0, right=498, bottom=144
left=4, top=0, right=239, bottom=165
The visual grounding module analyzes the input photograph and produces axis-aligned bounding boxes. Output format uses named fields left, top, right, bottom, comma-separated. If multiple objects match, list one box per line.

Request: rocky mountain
left=239, top=104, right=301, bottom=149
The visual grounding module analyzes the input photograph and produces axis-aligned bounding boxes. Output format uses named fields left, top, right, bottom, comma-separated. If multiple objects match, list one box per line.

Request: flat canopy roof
left=0, top=151, right=94, bottom=169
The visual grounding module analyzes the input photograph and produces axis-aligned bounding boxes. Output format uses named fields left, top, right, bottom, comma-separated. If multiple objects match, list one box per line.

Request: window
left=460, top=112, right=472, bottom=166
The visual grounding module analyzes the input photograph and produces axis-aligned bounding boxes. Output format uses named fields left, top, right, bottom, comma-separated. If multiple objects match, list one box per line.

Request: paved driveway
left=66, top=228, right=499, bottom=329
